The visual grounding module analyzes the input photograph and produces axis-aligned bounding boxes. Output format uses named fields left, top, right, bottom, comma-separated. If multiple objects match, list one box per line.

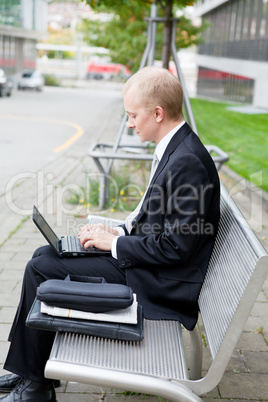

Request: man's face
left=124, top=86, right=158, bottom=143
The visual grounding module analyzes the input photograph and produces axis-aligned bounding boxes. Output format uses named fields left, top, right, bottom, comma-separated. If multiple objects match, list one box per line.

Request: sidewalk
left=0, top=132, right=267, bottom=400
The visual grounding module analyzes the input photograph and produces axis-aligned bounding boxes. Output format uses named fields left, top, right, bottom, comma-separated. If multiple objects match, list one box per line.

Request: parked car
left=0, top=68, right=13, bottom=97
left=18, top=70, right=44, bottom=91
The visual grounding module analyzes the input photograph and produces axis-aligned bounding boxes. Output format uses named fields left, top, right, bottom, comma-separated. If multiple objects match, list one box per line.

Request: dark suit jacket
left=117, top=123, right=220, bottom=330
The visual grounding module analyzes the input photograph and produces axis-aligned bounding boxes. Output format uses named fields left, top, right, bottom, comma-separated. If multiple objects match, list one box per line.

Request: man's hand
left=78, top=224, right=120, bottom=251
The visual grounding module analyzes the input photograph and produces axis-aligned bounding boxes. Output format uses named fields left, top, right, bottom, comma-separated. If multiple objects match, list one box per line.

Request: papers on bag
left=40, top=294, right=138, bottom=324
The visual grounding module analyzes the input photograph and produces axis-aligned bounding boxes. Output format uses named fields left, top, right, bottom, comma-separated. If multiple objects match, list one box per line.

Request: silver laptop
left=32, top=205, right=110, bottom=257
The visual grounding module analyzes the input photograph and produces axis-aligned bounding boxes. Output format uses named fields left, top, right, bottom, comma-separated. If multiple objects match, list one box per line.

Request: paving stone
left=0, top=324, right=11, bottom=341
left=202, top=399, right=265, bottom=402
left=0, top=261, right=25, bottom=271
left=237, top=332, right=268, bottom=351
left=257, top=290, right=267, bottom=302
left=56, top=394, right=101, bottom=402
left=0, top=280, right=18, bottom=294
left=0, top=293, right=20, bottom=307
left=0, top=269, right=23, bottom=281
left=201, top=385, right=220, bottom=398
left=0, top=307, right=17, bottom=324
left=218, top=372, right=268, bottom=399
left=1, top=239, right=27, bottom=250
left=251, top=302, right=268, bottom=318
left=0, top=366, right=10, bottom=376
left=24, top=238, right=46, bottom=250
left=0, top=342, right=10, bottom=365
left=0, top=253, right=15, bottom=262
left=199, top=347, right=213, bottom=372
left=12, top=282, right=23, bottom=295
left=10, top=252, right=32, bottom=263
left=244, top=316, right=268, bottom=332
left=242, top=351, right=268, bottom=373
left=66, top=382, right=111, bottom=394
left=225, top=349, right=248, bottom=373
left=2, top=244, right=35, bottom=254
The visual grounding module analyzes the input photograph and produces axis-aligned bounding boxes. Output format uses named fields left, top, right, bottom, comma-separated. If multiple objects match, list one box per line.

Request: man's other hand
left=78, top=223, right=119, bottom=251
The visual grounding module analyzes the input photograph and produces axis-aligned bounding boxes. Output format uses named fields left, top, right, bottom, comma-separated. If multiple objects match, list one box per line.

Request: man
left=0, top=66, right=220, bottom=401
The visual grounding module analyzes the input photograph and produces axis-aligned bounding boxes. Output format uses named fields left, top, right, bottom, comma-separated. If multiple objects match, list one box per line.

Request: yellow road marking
left=53, top=122, right=84, bottom=153
left=0, top=115, right=84, bottom=153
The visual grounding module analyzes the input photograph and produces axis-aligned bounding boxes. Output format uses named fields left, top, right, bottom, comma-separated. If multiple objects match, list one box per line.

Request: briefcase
left=26, top=298, right=144, bottom=342
left=36, top=275, right=134, bottom=313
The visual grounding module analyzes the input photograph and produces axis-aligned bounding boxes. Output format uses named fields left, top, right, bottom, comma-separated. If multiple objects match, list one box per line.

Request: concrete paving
left=0, top=89, right=267, bottom=400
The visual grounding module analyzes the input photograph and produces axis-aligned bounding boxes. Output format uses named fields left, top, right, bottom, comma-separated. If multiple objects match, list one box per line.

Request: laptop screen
left=32, top=206, right=59, bottom=251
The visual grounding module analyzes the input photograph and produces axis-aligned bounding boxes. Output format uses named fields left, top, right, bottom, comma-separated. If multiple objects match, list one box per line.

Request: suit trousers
left=4, top=245, right=126, bottom=383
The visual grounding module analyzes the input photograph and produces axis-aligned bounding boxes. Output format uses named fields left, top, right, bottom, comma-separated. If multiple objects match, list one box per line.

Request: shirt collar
left=155, top=121, right=185, bottom=162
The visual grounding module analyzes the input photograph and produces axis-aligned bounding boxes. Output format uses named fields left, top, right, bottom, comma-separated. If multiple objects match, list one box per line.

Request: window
left=198, top=0, right=268, bottom=60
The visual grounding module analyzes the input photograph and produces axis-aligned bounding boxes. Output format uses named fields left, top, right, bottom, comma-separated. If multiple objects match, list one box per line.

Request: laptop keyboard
left=67, top=236, right=86, bottom=252
left=66, top=236, right=102, bottom=253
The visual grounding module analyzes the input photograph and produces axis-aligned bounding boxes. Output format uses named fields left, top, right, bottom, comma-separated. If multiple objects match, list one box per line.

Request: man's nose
left=127, top=118, right=135, bottom=128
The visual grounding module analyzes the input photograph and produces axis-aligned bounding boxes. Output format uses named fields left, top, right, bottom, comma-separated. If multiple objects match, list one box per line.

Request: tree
left=159, top=0, right=202, bottom=68
left=81, top=0, right=205, bottom=72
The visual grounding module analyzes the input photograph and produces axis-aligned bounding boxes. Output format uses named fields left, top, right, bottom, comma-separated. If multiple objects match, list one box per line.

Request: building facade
left=0, top=0, right=47, bottom=78
left=194, top=0, right=268, bottom=108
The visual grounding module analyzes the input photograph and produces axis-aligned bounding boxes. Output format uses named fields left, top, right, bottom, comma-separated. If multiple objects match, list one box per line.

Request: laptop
left=32, top=205, right=110, bottom=257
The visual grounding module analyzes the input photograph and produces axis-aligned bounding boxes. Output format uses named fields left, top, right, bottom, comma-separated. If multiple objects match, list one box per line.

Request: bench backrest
left=199, top=183, right=268, bottom=370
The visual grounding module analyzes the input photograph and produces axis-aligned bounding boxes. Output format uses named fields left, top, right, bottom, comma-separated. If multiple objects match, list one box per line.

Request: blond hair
left=123, top=66, right=184, bottom=120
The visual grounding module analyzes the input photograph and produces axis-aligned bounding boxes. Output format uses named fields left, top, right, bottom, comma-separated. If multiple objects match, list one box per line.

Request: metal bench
left=45, top=182, right=268, bottom=401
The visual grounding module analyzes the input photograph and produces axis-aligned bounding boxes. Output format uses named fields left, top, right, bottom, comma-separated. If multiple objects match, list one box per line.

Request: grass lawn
left=189, top=98, right=268, bottom=193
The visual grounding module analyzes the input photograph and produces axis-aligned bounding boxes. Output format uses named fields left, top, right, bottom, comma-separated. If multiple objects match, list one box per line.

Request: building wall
left=0, top=0, right=47, bottom=77
left=194, top=0, right=268, bottom=108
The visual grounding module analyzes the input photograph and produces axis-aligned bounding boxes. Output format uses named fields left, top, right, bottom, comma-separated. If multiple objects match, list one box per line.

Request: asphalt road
left=0, top=84, right=123, bottom=196
left=0, top=82, right=123, bottom=245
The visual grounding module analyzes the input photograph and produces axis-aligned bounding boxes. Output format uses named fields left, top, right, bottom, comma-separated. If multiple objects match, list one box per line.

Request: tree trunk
left=162, top=0, right=173, bottom=69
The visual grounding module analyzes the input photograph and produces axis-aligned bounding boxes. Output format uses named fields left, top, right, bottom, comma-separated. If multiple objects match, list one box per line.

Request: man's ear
left=154, top=106, right=164, bottom=123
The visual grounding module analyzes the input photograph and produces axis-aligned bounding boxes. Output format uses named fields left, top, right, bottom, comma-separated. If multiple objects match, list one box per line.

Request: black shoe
left=0, top=373, right=61, bottom=393
left=0, top=375, right=20, bottom=393
left=0, top=378, right=57, bottom=401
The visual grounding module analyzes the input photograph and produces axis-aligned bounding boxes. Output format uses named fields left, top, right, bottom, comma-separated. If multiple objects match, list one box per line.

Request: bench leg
left=99, top=174, right=108, bottom=209
left=189, top=324, right=203, bottom=380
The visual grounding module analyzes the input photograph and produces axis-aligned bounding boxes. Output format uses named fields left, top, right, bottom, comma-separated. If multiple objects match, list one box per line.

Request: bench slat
left=47, top=319, right=188, bottom=380
left=199, top=184, right=267, bottom=359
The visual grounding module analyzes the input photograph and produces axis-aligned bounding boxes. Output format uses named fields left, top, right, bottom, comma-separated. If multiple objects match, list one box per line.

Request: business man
left=0, top=66, right=220, bottom=401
